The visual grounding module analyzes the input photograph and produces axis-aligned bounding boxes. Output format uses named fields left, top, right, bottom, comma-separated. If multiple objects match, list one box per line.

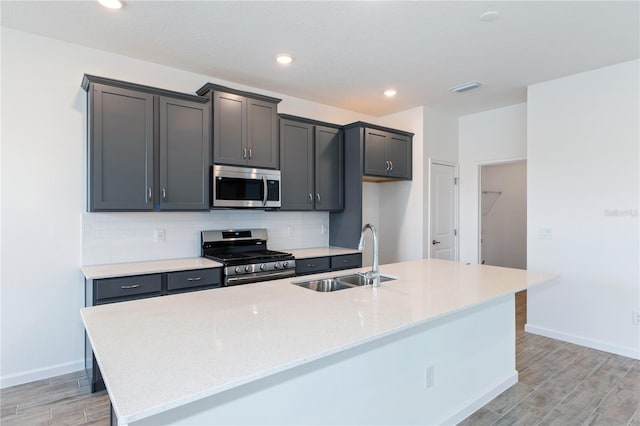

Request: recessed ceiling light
left=276, top=54, right=293, bottom=65
left=98, top=0, right=122, bottom=9
left=479, top=10, right=499, bottom=22
left=450, top=81, right=482, bottom=93
left=384, top=89, right=397, bottom=97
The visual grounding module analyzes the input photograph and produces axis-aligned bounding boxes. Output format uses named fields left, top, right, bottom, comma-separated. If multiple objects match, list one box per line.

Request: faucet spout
left=358, top=223, right=380, bottom=287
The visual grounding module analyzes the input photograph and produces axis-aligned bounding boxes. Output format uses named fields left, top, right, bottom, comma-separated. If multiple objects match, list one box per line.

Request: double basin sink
left=293, top=273, right=396, bottom=292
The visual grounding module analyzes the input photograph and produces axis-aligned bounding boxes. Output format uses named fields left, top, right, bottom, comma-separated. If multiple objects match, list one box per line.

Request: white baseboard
left=525, top=324, right=640, bottom=360
left=0, top=360, right=85, bottom=389
left=440, top=370, right=519, bottom=425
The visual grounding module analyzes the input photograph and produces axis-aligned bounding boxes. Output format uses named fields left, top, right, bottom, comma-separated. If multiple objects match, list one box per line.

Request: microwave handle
left=262, top=176, right=268, bottom=206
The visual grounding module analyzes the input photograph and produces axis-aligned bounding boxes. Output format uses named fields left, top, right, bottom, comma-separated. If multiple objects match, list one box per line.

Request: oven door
left=211, top=165, right=281, bottom=208
left=225, top=269, right=295, bottom=286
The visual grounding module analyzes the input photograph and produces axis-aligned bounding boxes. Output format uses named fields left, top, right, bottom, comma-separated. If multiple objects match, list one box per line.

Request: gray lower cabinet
left=279, top=115, right=344, bottom=211
left=85, top=267, right=222, bottom=392
left=295, top=253, right=362, bottom=276
left=197, top=83, right=281, bottom=169
left=83, top=75, right=210, bottom=212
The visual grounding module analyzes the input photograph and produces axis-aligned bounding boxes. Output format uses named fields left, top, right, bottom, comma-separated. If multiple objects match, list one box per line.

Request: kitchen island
left=81, top=258, right=553, bottom=426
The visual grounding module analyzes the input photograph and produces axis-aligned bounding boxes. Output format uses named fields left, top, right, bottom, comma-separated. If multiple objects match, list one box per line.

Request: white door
left=430, top=162, right=457, bottom=260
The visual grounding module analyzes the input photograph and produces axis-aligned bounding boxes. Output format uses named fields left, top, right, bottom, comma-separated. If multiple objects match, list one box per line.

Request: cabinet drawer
left=167, top=268, right=222, bottom=291
left=331, top=253, right=362, bottom=271
left=295, top=256, right=331, bottom=276
left=95, top=274, right=162, bottom=302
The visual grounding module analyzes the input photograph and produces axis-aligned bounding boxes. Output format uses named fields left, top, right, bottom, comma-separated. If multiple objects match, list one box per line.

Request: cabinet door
left=280, top=119, right=314, bottom=210
left=89, top=84, right=154, bottom=211
left=213, top=91, right=246, bottom=166
left=247, top=98, right=279, bottom=169
left=386, top=133, right=412, bottom=179
left=363, top=128, right=389, bottom=177
left=315, top=126, right=344, bottom=211
left=159, top=97, right=210, bottom=210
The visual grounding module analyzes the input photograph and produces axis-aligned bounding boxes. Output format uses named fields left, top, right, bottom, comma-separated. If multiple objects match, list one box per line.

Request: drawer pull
left=186, top=277, right=202, bottom=282
left=342, top=259, right=350, bottom=263
left=307, top=263, right=318, bottom=268
left=120, top=284, right=140, bottom=289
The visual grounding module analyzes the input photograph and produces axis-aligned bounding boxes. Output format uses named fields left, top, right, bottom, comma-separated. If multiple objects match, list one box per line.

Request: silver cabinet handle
left=308, top=193, right=313, bottom=203
left=147, top=187, right=152, bottom=201
left=262, top=176, right=268, bottom=206
left=248, top=148, right=252, bottom=159
left=307, top=263, right=318, bottom=268
left=316, top=193, right=321, bottom=203
left=121, top=284, right=140, bottom=289
left=385, top=161, right=390, bottom=171
left=243, top=148, right=247, bottom=159
left=162, top=188, right=166, bottom=201
left=432, top=240, right=441, bottom=245
left=389, top=161, right=394, bottom=171
left=186, top=277, right=202, bottom=282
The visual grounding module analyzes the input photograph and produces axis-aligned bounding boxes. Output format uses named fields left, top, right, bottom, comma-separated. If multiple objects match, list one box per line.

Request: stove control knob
left=245, top=265, right=252, bottom=273
left=274, top=262, right=281, bottom=269
left=282, top=261, right=289, bottom=268
left=260, top=263, right=266, bottom=271
left=234, top=266, right=242, bottom=274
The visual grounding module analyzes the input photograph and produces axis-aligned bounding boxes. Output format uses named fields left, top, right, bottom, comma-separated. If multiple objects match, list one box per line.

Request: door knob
left=432, top=240, right=441, bottom=245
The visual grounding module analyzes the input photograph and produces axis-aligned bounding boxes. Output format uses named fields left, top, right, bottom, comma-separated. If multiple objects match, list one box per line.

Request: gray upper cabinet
left=159, top=97, right=210, bottom=210
left=280, top=119, right=314, bottom=210
left=87, top=83, right=155, bottom=211
left=197, top=84, right=281, bottom=169
left=315, top=126, right=343, bottom=211
left=329, top=122, right=413, bottom=249
left=83, top=75, right=210, bottom=212
left=279, top=115, right=343, bottom=211
left=363, top=127, right=412, bottom=180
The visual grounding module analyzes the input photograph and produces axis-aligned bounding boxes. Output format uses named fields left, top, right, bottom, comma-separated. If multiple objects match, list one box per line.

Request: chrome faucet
left=358, top=223, right=380, bottom=287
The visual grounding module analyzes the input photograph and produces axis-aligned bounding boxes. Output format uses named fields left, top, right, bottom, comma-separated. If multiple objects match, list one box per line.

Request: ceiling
left=2, top=1, right=638, bottom=117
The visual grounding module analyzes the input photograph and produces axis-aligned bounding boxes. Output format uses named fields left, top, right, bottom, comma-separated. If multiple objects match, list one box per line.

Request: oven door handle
left=262, top=176, right=268, bottom=207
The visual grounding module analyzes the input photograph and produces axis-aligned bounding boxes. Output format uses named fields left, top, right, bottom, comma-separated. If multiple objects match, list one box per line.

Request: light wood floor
left=2, top=291, right=638, bottom=426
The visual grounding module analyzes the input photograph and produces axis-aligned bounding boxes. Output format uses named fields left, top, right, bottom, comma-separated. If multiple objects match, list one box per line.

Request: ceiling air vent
left=450, top=81, right=482, bottom=93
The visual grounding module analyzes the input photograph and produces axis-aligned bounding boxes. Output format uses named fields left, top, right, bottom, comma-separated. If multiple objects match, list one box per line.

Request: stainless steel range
left=201, top=229, right=296, bottom=286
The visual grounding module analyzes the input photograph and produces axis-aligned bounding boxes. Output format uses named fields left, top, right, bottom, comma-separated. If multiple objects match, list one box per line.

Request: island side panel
left=130, top=294, right=516, bottom=426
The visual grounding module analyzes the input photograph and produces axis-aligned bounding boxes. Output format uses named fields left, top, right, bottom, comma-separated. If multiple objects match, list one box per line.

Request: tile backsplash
left=82, top=210, right=330, bottom=265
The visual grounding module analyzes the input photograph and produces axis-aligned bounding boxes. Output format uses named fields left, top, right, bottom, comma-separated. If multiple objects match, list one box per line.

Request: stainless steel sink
left=294, top=278, right=354, bottom=292
left=293, top=273, right=396, bottom=292
left=333, top=273, right=396, bottom=287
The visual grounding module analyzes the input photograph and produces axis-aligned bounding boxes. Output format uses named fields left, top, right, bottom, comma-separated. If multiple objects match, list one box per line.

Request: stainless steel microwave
left=211, top=165, right=281, bottom=208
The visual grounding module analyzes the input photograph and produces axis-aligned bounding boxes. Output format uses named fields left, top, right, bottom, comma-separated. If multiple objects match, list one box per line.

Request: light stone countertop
left=80, top=258, right=554, bottom=424
left=286, top=246, right=361, bottom=259
left=81, top=247, right=358, bottom=280
left=81, top=257, right=223, bottom=280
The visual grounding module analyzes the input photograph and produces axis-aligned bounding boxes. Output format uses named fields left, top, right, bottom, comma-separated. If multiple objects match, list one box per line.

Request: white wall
left=480, top=161, right=527, bottom=269
left=458, top=103, right=527, bottom=264
left=1, top=27, right=419, bottom=387
left=526, top=60, right=639, bottom=359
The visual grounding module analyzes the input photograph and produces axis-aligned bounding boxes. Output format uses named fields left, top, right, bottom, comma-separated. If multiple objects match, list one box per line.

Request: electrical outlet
left=632, top=310, right=640, bottom=326
left=287, top=225, right=295, bottom=237
left=321, top=224, right=327, bottom=235
left=154, top=228, right=166, bottom=243
left=425, top=365, right=435, bottom=388
left=538, top=227, right=553, bottom=240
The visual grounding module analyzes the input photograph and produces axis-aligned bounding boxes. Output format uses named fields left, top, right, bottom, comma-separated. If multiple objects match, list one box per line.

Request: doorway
left=479, top=160, right=527, bottom=330
left=429, top=160, right=458, bottom=260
